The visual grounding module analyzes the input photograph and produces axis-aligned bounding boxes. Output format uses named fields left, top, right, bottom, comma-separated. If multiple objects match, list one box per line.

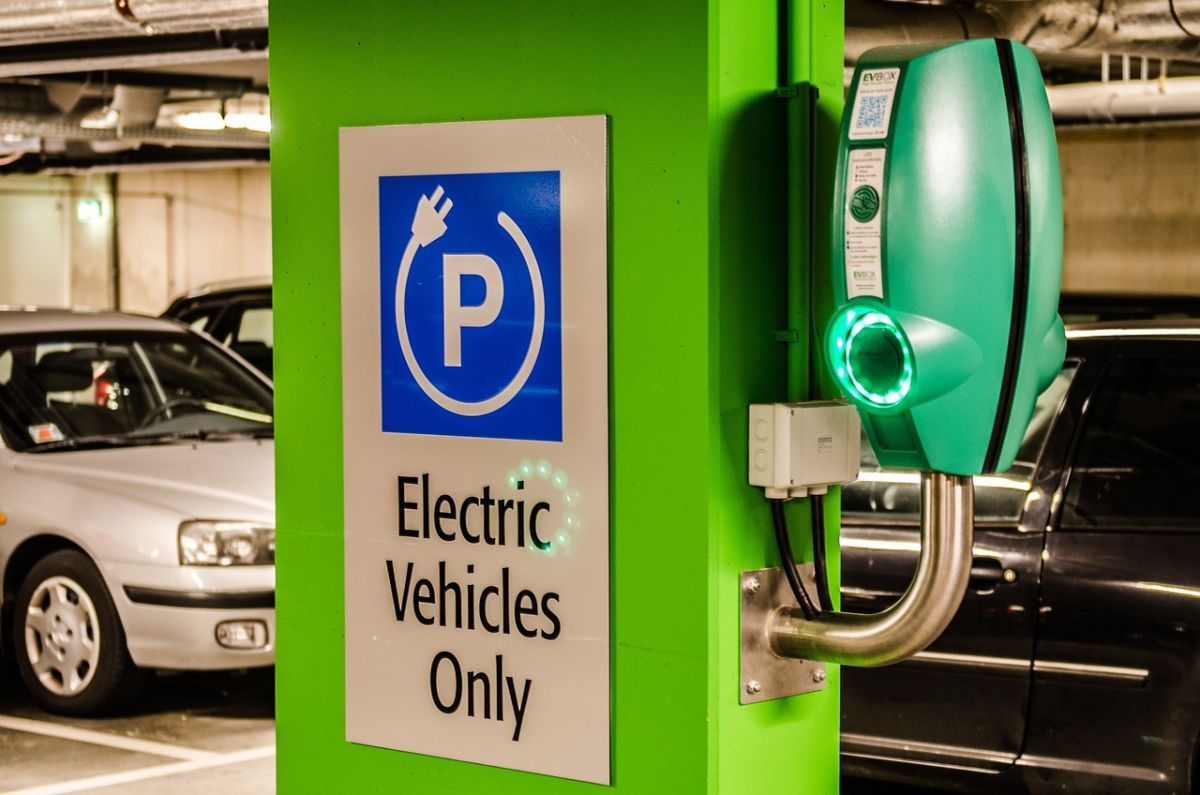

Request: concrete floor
left=0, top=663, right=274, bottom=794
left=0, top=658, right=944, bottom=795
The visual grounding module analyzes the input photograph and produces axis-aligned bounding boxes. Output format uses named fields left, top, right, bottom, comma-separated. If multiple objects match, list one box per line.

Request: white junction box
left=748, top=401, right=861, bottom=497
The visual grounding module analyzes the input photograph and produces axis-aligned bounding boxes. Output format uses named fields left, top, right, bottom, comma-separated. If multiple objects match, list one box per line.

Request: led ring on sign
left=842, top=311, right=914, bottom=407
left=394, top=211, right=545, bottom=417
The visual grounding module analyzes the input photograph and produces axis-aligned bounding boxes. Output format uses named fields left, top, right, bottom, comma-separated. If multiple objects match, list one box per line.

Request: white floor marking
left=0, top=715, right=218, bottom=762
left=0, top=745, right=275, bottom=795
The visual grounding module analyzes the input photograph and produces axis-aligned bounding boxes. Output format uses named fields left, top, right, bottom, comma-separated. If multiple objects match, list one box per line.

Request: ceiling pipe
left=39, top=70, right=256, bottom=96
left=1049, top=74, right=1200, bottom=120
left=846, top=0, right=999, bottom=62
left=0, top=114, right=267, bottom=148
left=0, top=44, right=266, bottom=80
left=847, top=0, right=1200, bottom=63
left=40, top=157, right=266, bottom=175
left=0, top=28, right=267, bottom=79
left=0, top=0, right=266, bottom=47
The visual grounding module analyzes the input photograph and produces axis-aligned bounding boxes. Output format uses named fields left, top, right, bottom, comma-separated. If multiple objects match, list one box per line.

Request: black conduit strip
left=1170, top=0, right=1200, bottom=39
left=984, top=39, right=1031, bottom=474
left=951, top=8, right=972, bottom=41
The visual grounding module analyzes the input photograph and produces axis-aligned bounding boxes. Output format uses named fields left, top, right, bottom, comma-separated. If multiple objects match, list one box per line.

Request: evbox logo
left=379, top=171, right=562, bottom=442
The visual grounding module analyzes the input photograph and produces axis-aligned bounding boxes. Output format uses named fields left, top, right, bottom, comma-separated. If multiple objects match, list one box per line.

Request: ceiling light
left=224, top=112, right=271, bottom=133
left=174, top=111, right=227, bottom=131
left=80, top=106, right=120, bottom=130
left=172, top=110, right=271, bottom=133
left=0, top=134, right=39, bottom=155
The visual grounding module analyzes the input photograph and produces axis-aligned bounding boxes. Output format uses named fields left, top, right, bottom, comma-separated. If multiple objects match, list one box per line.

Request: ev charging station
left=827, top=39, right=1065, bottom=477
left=273, top=3, right=1067, bottom=791
left=746, top=38, right=1065, bottom=695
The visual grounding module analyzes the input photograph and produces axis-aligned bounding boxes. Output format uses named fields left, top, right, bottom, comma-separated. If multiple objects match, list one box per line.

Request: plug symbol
left=411, top=185, right=453, bottom=247
left=393, top=181, right=547, bottom=418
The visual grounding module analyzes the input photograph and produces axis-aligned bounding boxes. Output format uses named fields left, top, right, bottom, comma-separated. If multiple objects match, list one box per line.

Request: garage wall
left=71, top=173, right=116, bottom=310
left=0, top=173, right=113, bottom=309
left=1060, top=124, right=1200, bottom=296
left=9, top=133, right=1200, bottom=310
left=0, top=166, right=269, bottom=314
left=117, top=165, right=271, bottom=314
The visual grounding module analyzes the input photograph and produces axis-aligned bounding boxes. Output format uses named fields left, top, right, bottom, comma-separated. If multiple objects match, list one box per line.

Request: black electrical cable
left=810, top=493, right=835, bottom=612
left=770, top=498, right=819, bottom=620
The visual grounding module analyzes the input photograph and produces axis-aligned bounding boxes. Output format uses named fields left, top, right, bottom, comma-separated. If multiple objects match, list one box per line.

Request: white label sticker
left=27, top=423, right=63, bottom=444
left=845, top=147, right=886, bottom=299
left=848, top=67, right=900, bottom=141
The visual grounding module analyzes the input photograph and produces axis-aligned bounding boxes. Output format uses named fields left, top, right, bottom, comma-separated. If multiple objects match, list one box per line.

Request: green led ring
left=840, top=311, right=914, bottom=407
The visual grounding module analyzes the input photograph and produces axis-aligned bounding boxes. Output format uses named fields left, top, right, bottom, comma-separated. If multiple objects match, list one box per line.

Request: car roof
left=1066, top=318, right=1200, bottom=340
left=0, top=307, right=188, bottom=335
left=177, top=277, right=272, bottom=300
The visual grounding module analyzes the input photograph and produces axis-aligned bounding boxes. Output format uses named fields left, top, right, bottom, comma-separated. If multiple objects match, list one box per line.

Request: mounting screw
left=746, top=680, right=762, bottom=695
left=812, top=669, right=826, bottom=684
left=744, top=577, right=761, bottom=594
left=1003, top=568, right=1018, bottom=583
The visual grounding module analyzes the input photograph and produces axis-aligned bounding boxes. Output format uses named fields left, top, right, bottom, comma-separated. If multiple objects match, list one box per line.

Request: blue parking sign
left=378, top=171, right=562, bottom=442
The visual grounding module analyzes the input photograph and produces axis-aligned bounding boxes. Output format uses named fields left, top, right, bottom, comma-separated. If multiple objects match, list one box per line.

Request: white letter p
left=442, top=254, right=504, bottom=367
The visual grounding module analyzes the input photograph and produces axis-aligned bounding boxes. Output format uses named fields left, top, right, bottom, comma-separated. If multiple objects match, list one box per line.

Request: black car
left=162, top=279, right=273, bottom=378
left=1059, top=292, right=1200, bottom=324
left=841, top=320, right=1200, bottom=794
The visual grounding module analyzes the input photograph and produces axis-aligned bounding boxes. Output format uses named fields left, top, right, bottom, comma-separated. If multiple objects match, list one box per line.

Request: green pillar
left=272, top=1, right=843, bottom=791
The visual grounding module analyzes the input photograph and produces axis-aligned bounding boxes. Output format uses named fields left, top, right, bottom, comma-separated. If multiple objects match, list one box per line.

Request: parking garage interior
left=0, top=1, right=1199, bottom=794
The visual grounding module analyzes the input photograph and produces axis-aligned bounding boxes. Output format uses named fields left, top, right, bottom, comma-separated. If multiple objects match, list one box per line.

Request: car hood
left=11, top=438, right=274, bottom=523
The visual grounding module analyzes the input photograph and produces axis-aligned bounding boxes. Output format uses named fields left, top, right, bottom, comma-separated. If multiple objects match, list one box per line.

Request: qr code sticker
left=856, top=95, right=889, bottom=131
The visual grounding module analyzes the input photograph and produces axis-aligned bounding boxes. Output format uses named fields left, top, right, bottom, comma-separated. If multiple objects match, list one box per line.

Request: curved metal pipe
left=767, top=472, right=973, bottom=667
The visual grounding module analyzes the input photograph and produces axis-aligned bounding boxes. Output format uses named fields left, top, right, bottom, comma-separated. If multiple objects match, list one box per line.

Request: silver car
left=0, top=308, right=274, bottom=714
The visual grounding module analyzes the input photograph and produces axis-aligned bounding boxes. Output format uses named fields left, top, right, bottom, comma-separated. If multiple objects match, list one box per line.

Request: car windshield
left=0, top=330, right=272, bottom=453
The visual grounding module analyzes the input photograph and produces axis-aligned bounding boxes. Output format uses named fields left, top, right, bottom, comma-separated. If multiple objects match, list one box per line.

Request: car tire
left=13, top=550, right=147, bottom=715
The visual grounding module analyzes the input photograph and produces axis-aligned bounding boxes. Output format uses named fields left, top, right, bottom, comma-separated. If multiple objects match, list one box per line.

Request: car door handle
left=969, top=557, right=1014, bottom=590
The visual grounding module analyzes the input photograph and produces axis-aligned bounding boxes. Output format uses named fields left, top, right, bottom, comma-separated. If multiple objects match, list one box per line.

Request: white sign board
left=339, top=116, right=610, bottom=784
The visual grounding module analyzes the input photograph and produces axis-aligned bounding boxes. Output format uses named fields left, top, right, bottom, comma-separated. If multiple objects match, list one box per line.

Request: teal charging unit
left=825, top=39, right=1066, bottom=476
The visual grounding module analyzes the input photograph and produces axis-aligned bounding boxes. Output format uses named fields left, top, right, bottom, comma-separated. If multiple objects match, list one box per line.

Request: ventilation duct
left=0, top=116, right=267, bottom=148
left=847, top=0, right=1200, bottom=64
left=109, top=84, right=165, bottom=127
left=0, top=1, right=266, bottom=47
left=85, top=83, right=165, bottom=151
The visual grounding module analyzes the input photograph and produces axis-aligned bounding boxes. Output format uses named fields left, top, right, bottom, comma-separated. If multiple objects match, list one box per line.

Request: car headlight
left=179, top=520, right=275, bottom=566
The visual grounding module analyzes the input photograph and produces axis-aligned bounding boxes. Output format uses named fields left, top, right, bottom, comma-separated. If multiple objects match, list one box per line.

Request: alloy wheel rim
left=24, top=575, right=101, bottom=696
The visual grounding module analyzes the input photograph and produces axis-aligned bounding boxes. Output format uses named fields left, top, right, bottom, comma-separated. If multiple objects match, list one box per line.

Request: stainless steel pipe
left=767, top=472, right=974, bottom=667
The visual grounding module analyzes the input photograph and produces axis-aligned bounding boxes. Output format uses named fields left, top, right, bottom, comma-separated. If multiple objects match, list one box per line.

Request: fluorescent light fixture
left=174, top=111, right=227, bottom=131
left=80, top=106, right=120, bottom=130
left=173, top=110, right=271, bottom=133
left=224, top=112, right=271, bottom=133
left=0, top=134, right=38, bottom=157
left=76, top=198, right=105, bottom=224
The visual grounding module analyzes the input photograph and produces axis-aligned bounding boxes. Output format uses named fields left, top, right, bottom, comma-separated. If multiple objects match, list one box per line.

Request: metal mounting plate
left=740, top=565, right=827, bottom=704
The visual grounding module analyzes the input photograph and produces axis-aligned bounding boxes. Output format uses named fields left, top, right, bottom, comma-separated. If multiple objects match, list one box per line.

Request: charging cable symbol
left=395, top=185, right=546, bottom=417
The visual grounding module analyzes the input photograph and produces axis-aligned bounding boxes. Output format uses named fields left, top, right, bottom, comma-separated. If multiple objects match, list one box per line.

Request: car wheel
left=13, top=550, right=146, bottom=715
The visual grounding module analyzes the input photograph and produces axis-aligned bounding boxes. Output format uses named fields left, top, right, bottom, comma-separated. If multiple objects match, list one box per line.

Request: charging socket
left=748, top=401, right=861, bottom=498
